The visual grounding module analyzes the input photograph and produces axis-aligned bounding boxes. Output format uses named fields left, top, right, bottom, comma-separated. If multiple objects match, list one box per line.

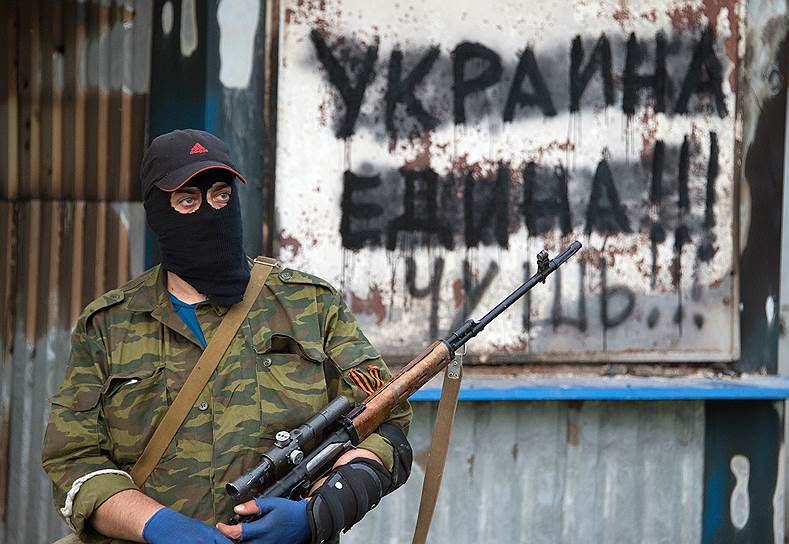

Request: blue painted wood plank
left=410, top=376, right=789, bottom=401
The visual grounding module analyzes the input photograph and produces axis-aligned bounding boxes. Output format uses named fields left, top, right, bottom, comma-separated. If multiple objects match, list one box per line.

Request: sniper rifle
left=226, top=240, right=583, bottom=523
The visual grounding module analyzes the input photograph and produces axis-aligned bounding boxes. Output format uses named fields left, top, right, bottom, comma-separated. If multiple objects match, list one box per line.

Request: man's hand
left=143, top=507, right=233, bottom=544
left=216, top=498, right=310, bottom=543
left=216, top=449, right=384, bottom=542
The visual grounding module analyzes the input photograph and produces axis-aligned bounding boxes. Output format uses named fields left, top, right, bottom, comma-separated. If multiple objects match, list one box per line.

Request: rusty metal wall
left=0, top=0, right=150, bottom=202
left=274, top=0, right=743, bottom=364
left=0, top=1, right=151, bottom=541
left=347, top=400, right=706, bottom=544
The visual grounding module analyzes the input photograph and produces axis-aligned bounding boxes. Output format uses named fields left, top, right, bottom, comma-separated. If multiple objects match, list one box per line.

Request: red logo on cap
left=189, top=142, right=208, bottom=154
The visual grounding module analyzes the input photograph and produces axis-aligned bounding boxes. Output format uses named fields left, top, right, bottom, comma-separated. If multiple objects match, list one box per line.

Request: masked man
left=42, top=129, right=413, bottom=544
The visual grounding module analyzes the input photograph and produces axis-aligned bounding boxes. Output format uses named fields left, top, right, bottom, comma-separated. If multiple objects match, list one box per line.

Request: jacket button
left=262, top=357, right=272, bottom=367
left=279, top=270, right=292, bottom=281
left=198, top=401, right=209, bottom=411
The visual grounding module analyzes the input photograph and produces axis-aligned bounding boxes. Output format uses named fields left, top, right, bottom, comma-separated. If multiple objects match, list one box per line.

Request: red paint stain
left=402, top=134, right=433, bottom=170
left=529, top=139, right=576, bottom=163
left=640, top=9, right=657, bottom=22
left=639, top=108, right=658, bottom=163
left=350, top=285, right=386, bottom=324
left=690, top=123, right=703, bottom=145
left=667, top=1, right=740, bottom=90
left=284, top=0, right=332, bottom=33
left=667, top=4, right=704, bottom=30
left=451, top=153, right=498, bottom=179
left=452, top=279, right=464, bottom=309
left=279, top=231, right=302, bottom=257
left=612, top=0, right=632, bottom=30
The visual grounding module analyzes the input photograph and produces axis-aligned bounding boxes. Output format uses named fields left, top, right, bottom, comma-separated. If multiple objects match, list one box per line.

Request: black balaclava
left=145, top=170, right=250, bottom=305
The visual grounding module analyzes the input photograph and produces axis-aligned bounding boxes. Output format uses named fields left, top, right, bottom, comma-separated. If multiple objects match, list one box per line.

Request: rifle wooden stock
left=352, top=341, right=451, bottom=440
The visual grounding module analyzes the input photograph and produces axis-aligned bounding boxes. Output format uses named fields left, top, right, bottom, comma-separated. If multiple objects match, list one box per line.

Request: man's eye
left=180, top=197, right=195, bottom=206
left=218, top=192, right=230, bottom=201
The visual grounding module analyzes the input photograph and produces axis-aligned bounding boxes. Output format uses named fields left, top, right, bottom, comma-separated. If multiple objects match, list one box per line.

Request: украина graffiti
left=310, top=25, right=727, bottom=139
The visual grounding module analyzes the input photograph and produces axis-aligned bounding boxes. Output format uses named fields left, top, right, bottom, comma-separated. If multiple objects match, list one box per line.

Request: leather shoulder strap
left=129, top=256, right=277, bottom=486
left=411, top=363, right=463, bottom=544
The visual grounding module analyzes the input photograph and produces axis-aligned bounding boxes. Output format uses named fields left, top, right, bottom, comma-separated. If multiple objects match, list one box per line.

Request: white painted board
left=275, top=0, right=741, bottom=362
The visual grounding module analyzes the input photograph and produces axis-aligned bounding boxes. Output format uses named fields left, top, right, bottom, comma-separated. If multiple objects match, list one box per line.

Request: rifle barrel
left=473, top=240, right=582, bottom=334
left=353, top=241, right=582, bottom=441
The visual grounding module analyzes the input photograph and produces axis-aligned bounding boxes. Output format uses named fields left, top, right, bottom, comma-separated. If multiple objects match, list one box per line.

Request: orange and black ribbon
left=368, top=365, right=385, bottom=389
left=348, top=365, right=387, bottom=396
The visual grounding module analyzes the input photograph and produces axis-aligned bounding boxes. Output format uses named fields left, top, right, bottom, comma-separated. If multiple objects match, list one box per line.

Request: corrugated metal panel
left=347, top=400, right=705, bottom=544
left=0, top=201, right=145, bottom=543
left=1, top=0, right=150, bottom=202
left=0, top=1, right=151, bottom=541
left=0, top=202, right=15, bottom=534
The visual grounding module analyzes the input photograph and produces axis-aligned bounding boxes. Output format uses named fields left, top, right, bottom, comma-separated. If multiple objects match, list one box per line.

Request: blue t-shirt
left=167, top=292, right=208, bottom=348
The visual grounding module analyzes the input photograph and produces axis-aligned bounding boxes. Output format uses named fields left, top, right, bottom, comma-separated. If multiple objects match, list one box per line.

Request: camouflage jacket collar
left=121, top=265, right=236, bottom=349
left=124, top=265, right=167, bottom=313
left=125, top=265, right=231, bottom=316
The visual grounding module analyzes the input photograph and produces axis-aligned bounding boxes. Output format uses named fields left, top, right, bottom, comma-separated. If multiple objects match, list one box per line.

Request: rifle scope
left=226, top=395, right=352, bottom=499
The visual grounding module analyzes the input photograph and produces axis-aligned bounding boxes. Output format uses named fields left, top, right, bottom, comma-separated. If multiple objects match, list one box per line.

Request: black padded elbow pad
left=377, top=422, right=413, bottom=493
left=307, top=459, right=392, bottom=543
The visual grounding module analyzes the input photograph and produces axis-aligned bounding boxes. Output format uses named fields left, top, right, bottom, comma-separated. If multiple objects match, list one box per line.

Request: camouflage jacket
left=42, top=262, right=411, bottom=543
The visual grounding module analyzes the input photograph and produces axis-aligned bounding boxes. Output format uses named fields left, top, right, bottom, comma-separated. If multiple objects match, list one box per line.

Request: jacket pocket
left=50, top=384, right=102, bottom=412
left=252, top=334, right=329, bottom=436
left=100, top=367, right=176, bottom=467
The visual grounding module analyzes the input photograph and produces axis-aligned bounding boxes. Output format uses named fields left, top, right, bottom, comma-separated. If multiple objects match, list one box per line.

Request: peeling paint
left=729, top=454, right=750, bottom=529
left=279, top=230, right=303, bottom=259
left=217, top=0, right=260, bottom=89
left=773, top=443, right=784, bottom=543
left=350, top=285, right=386, bottom=324
left=766, top=295, right=776, bottom=326
left=667, top=4, right=705, bottom=30
left=161, top=1, right=173, bottom=35
left=452, top=278, right=464, bottom=309
left=180, top=0, right=198, bottom=57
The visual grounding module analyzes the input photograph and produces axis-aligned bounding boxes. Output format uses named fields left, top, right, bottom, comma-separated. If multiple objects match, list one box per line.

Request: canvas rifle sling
left=411, top=356, right=463, bottom=544
left=131, top=256, right=276, bottom=485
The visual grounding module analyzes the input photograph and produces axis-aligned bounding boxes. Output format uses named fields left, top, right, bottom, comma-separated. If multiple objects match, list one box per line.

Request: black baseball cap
left=140, top=129, right=247, bottom=198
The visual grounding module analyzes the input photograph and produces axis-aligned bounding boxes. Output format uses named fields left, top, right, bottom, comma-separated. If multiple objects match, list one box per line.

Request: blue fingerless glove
left=240, top=497, right=311, bottom=544
left=143, top=507, right=233, bottom=544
